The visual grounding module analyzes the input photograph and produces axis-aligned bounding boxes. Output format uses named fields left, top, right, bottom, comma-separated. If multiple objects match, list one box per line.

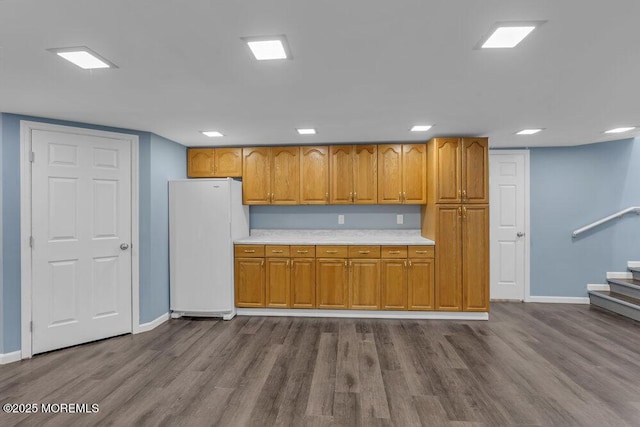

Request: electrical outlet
left=338, top=215, right=345, bottom=225
left=397, top=214, right=403, bottom=225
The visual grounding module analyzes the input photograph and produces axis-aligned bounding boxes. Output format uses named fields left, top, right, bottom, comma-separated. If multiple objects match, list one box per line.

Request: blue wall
left=530, top=137, right=640, bottom=297
left=143, top=134, right=186, bottom=322
left=0, top=113, right=4, bottom=353
left=251, top=204, right=421, bottom=229
left=0, top=113, right=185, bottom=353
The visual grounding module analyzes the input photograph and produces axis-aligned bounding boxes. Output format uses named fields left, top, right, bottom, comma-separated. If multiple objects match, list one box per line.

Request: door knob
left=516, top=232, right=525, bottom=237
left=120, top=243, right=130, bottom=250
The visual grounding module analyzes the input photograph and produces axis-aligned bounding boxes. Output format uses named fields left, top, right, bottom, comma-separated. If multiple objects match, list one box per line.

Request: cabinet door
left=462, top=205, right=489, bottom=311
left=377, top=144, right=402, bottom=204
left=291, top=259, right=315, bottom=308
left=266, top=258, right=291, bottom=308
left=300, top=146, right=329, bottom=204
left=316, top=259, right=348, bottom=308
left=271, top=146, right=300, bottom=204
left=461, top=138, right=489, bottom=204
left=214, top=148, right=242, bottom=177
left=349, top=259, right=380, bottom=309
left=408, top=258, right=434, bottom=310
left=187, top=148, right=215, bottom=178
left=234, top=258, right=265, bottom=307
left=402, top=144, right=427, bottom=204
left=381, top=259, right=407, bottom=310
left=353, top=145, right=377, bottom=204
left=329, top=146, right=353, bottom=204
left=242, top=147, right=271, bottom=204
left=435, top=205, right=462, bottom=311
left=435, top=138, right=461, bottom=204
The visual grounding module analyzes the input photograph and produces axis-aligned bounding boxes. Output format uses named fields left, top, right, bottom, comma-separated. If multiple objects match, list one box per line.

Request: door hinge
left=30, top=321, right=33, bottom=332
left=29, top=151, right=35, bottom=163
left=29, top=236, right=34, bottom=248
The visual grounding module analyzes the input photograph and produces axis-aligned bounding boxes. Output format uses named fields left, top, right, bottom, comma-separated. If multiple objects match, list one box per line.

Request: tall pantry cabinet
left=422, top=137, right=489, bottom=312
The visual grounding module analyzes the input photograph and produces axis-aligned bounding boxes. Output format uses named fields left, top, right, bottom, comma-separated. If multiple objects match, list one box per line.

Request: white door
left=31, top=129, right=132, bottom=354
left=489, top=151, right=528, bottom=300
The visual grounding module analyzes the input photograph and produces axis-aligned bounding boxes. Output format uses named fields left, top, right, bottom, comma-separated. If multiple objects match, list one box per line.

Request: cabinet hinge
left=29, top=152, right=35, bottom=163
left=30, top=321, right=33, bottom=332
left=29, top=236, right=34, bottom=248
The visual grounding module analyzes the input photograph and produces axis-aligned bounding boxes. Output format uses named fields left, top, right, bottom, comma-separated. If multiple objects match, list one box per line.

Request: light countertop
left=234, top=229, right=435, bottom=246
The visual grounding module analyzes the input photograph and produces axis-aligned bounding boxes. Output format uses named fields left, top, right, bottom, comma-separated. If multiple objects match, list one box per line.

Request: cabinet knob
left=462, top=190, right=467, bottom=200
left=517, top=232, right=525, bottom=237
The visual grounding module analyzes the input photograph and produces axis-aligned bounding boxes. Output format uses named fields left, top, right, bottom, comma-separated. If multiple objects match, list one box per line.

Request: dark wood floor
left=1, top=303, right=640, bottom=426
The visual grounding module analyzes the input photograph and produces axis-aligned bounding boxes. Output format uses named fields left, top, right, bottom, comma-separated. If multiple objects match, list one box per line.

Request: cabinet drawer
left=348, top=245, right=381, bottom=258
left=316, top=245, right=348, bottom=258
left=381, top=246, right=408, bottom=258
left=234, top=245, right=265, bottom=257
left=291, top=245, right=316, bottom=258
left=408, top=245, right=434, bottom=258
left=265, top=245, right=290, bottom=257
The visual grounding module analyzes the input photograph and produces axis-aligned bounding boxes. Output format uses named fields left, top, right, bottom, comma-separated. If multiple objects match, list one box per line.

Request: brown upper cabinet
left=329, top=145, right=377, bottom=204
left=300, top=146, right=329, bottom=204
left=378, top=144, right=427, bottom=204
left=187, top=148, right=242, bottom=178
left=428, top=137, right=488, bottom=204
left=242, top=147, right=300, bottom=205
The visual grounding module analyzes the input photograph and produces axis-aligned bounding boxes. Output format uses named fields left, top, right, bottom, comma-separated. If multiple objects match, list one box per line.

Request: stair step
left=589, top=290, right=640, bottom=322
left=607, top=278, right=640, bottom=299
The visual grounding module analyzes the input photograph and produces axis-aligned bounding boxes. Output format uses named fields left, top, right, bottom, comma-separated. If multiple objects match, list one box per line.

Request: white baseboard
left=526, top=296, right=590, bottom=304
left=628, top=261, right=640, bottom=269
left=134, top=312, right=170, bottom=334
left=236, top=308, right=489, bottom=321
left=607, top=272, right=633, bottom=279
left=587, top=284, right=610, bottom=292
left=0, top=351, right=22, bottom=365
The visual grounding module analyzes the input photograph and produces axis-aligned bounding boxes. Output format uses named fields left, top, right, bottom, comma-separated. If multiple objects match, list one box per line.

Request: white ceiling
left=1, top=0, right=639, bottom=148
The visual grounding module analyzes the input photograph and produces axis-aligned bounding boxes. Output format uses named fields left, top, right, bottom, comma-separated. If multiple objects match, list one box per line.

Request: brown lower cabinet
left=381, top=256, right=434, bottom=310
left=434, top=204, right=489, bottom=311
left=349, top=259, right=380, bottom=309
left=234, top=258, right=265, bottom=307
left=235, top=244, right=438, bottom=311
left=316, top=258, right=349, bottom=308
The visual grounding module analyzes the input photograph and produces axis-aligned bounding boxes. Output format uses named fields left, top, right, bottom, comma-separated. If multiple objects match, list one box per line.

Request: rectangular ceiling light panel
left=477, top=21, right=545, bottom=49
left=482, top=26, right=535, bottom=48
left=604, top=127, right=635, bottom=134
left=297, top=128, right=316, bottom=135
left=516, top=129, right=542, bottom=135
left=244, top=36, right=291, bottom=60
left=202, top=131, right=224, bottom=137
left=410, top=125, right=433, bottom=132
left=48, top=46, right=117, bottom=69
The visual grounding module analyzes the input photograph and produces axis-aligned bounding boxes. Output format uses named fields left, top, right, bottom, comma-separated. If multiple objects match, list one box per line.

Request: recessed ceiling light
left=201, top=131, right=224, bottom=137
left=477, top=21, right=545, bottom=49
left=47, top=46, right=117, bottom=69
left=604, top=127, right=635, bottom=134
left=516, top=128, right=543, bottom=135
left=297, top=128, right=317, bottom=135
left=410, top=125, right=433, bottom=132
left=243, top=35, right=291, bottom=60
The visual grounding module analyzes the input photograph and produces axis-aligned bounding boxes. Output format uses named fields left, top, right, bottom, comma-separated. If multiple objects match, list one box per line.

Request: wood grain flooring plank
left=305, top=332, right=338, bottom=417
left=335, top=321, right=359, bottom=393
left=357, top=340, right=390, bottom=420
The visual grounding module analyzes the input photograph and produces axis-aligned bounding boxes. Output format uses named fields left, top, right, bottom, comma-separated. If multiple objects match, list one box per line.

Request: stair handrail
left=572, top=206, right=640, bottom=238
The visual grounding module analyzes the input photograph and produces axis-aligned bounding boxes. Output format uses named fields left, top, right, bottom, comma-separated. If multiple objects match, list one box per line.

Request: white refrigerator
left=169, top=178, right=249, bottom=320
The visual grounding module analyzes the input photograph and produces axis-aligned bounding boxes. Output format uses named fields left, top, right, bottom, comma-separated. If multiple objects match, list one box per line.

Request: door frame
left=488, top=149, right=531, bottom=301
left=20, top=121, right=140, bottom=359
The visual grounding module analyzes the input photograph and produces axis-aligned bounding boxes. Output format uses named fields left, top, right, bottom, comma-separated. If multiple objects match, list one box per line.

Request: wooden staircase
left=589, top=265, right=640, bottom=321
